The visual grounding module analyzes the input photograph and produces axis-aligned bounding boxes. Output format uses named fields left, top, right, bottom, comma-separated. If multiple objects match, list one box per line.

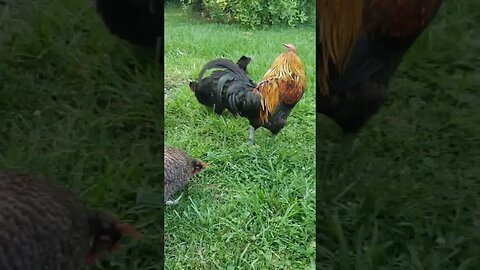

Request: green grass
left=164, top=6, right=316, bottom=270
left=0, top=0, right=162, bottom=269
left=318, top=1, right=480, bottom=269
left=3, top=1, right=474, bottom=269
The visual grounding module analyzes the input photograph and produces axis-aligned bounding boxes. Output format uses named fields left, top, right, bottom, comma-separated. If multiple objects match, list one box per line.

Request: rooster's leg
left=165, top=193, right=183, bottom=206
left=248, top=125, right=255, bottom=145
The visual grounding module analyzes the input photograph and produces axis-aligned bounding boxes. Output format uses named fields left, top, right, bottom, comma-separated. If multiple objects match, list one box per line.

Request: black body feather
left=317, top=33, right=393, bottom=133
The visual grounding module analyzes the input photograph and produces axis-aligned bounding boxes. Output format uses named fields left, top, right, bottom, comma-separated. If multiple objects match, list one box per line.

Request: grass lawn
left=164, top=6, right=316, bottom=270
left=0, top=0, right=163, bottom=269
left=318, top=1, right=480, bottom=269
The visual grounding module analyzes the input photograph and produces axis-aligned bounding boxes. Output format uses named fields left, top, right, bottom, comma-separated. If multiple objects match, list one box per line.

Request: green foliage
left=181, top=0, right=314, bottom=28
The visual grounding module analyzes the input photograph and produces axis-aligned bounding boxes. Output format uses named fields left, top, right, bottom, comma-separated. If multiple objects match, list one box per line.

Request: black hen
left=95, top=0, right=161, bottom=48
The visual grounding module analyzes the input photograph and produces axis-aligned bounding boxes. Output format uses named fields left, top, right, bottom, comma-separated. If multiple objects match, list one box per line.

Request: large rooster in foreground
left=317, top=0, right=443, bottom=133
left=189, top=44, right=306, bottom=144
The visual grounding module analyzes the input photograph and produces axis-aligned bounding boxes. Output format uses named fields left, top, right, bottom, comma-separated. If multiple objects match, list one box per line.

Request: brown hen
left=0, top=171, right=139, bottom=270
left=164, top=147, right=208, bottom=205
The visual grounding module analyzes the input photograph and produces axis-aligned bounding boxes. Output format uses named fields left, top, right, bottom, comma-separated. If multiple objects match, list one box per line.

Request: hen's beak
left=200, top=161, right=209, bottom=169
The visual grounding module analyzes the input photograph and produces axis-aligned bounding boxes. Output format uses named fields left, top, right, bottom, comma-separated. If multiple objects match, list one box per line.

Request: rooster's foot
left=248, top=126, right=255, bottom=145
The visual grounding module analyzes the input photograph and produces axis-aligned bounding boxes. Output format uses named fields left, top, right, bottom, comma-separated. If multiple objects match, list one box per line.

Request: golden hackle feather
left=318, top=0, right=364, bottom=95
left=257, top=49, right=306, bottom=124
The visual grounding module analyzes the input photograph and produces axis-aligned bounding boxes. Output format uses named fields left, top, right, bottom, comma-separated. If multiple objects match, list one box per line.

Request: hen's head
left=86, top=211, right=140, bottom=265
left=192, top=159, right=208, bottom=175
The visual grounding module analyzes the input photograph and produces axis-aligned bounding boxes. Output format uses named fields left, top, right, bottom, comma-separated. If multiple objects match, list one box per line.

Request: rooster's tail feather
left=192, top=58, right=261, bottom=118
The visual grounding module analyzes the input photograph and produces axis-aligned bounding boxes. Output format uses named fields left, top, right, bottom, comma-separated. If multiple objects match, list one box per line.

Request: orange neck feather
left=257, top=50, right=306, bottom=123
left=317, top=0, right=364, bottom=95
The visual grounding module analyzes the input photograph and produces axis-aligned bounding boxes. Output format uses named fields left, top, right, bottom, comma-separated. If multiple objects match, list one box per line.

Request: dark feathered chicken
left=164, top=147, right=208, bottom=205
left=189, top=56, right=257, bottom=113
left=95, top=0, right=162, bottom=59
left=0, top=171, right=140, bottom=270
left=190, top=44, right=306, bottom=144
left=317, top=0, right=444, bottom=133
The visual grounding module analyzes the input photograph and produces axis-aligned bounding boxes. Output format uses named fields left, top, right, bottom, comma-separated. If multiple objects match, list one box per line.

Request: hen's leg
left=165, top=193, right=183, bottom=206
left=248, top=126, right=255, bottom=145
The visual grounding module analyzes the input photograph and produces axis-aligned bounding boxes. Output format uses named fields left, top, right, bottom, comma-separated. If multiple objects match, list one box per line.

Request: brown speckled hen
left=0, top=171, right=140, bottom=270
left=164, top=147, right=208, bottom=205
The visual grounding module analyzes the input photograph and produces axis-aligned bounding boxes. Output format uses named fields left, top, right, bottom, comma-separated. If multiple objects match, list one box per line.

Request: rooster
left=0, top=171, right=140, bottom=269
left=190, top=44, right=306, bottom=144
left=317, top=0, right=444, bottom=133
left=95, top=0, right=162, bottom=60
